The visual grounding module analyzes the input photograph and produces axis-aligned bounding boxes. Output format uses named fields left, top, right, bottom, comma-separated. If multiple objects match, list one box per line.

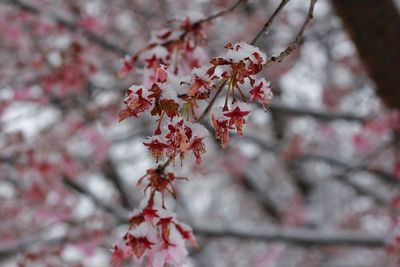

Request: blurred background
left=0, top=0, right=400, bottom=266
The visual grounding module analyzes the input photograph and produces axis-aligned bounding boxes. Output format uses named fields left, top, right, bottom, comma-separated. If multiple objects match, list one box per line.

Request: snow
left=211, top=106, right=227, bottom=121
left=159, top=83, right=181, bottom=103
left=224, top=41, right=267, bottom=65
left=186, top=122, right=209, bottom=138
left=191, top=64, right=211, bottom=81
left=233, top=101, right=251, bottom=113
left=142, top=45, right=169, bottom=60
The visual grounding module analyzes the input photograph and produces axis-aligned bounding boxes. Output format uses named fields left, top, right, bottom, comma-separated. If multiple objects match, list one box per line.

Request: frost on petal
left=184, top=122, right=208, bottom=164
left=187, top=78, right=211, bottom=98
left=111, top=245, right=125, bottom=267
left=224, top=102, right=251, bottom=136
left=118, top=55, right=136, bottom=79
left=191, top=65, right=212, bottom=81
left=119, top=87, right=152, bottom=122
left=249, top=78, right=273, bottom=109
left=165, top=226, right=189, bottom=265
left=187, top=122, right=209, bottom=139
left=175, top=222, right=198, bottom=247
left=224, top=41, right=267, bottom=65
left=211, top=106, right=231, bottom=148
left=156, top=65, right=168, bottom=83
left=144, top=137, right=170, bottom=163
left=159, top=84, right=180, bottom=104
left=143, top=46, right=169, bottom=63
left=151, top=248, right=167, bottom=267
left=189, top=138, right=206, bottom=164
left=227, top=42, right=265, bottom=64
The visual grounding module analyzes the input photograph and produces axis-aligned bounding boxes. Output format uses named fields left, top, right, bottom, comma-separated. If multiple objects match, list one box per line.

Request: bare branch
left=243, top=136, right=396, bottom=203
left=242, top=170, right=283, bottom=223
left=251, top=0, right=290, bottom=45
left=63, top=177, right=128, bottom=222
left=197, top=0, right=247, bottom=24
left=267, top=0, right=318, bottom=64
left=197, top=80, right=227, bottom=122
left=269, top=100, right=369, bottom=122
left=195, top=225, right=386, bottom=247
left=0, top=0, right=128, bottom=55
left=252, top=0, right=318, bottom=65
left=102, top=158, right=135, bottom=209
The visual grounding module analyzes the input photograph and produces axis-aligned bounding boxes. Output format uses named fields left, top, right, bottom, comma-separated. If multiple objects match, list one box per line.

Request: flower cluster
left=111, top=195, right=197, bottom=267
left=118, top=15, right=207, bottom=81
left=145, top=119, right=208, bottom=165
left=115, top=41, right=273, bottom=266
left=136, top=168, right=188, bottom=208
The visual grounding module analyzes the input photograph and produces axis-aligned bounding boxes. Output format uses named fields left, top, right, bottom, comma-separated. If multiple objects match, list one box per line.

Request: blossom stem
left=155, top=111, right=165, bottom=135
left=236, top=85, right=247, bottom=102
left=196, top=80, right=227, bottom=122
left=224, top=78, right=232, bottom=110
left=251, top=0, right=290, bottom=45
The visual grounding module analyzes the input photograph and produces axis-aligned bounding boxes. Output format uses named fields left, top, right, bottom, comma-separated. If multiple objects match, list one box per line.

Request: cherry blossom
left=249, top=78, right=273, bottom=110
left=119, top=86, right=152, bottom=122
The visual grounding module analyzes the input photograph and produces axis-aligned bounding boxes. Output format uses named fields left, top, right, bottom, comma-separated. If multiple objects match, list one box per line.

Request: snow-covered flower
left=164, top=118, right=209, bottom=164
left=112, top=194, right=197, bottom=267
left=119, top=86, right=152, bottom=122
left=211, top=106, right=231, bottom=148
left=223, top=102, right=251, bottom=137
left=249, top=78, right=273, bottom=110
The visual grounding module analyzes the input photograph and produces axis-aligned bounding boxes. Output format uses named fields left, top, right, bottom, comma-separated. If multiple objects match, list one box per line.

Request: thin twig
left=195, top=224, right=386, bottom=247
left=197, top=0, right=247, bottom=24
left=251, top=0, right=291, bottom=45
left=196, top=80, right=227, bottom=122
left=269, top=100, right=369, bottom=122
left=267, top=0, right=318, bottom=65
left=63, top=177, right=128, bottom=222
left=0, top=0, right=129, bottom=56
left=1, top=0, right=246, bottom=57
left=130, top=0, right=247, bottom=60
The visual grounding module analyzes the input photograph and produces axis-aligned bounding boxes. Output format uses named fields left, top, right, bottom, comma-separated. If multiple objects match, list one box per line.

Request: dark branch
left=267, top=0, right=318, bottom=64
left=102, top=158, right=135, bottom=209
left=331, top=0, right=400, bottom=109
left=251, top=0, right=290, bottom=45
left=0, top=0, right=129, bottom=56
left=269, top=100, right=369, bottom=122
left=197, top=0, right=247, bottom=24
left=195, top=225, right=385, bottom=247
left=63, top=177, right=128, bottom=222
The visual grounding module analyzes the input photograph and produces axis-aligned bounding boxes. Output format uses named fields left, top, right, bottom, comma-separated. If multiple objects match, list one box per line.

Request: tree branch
left=196, top=0, right=247, bottom=24
left=102, top=158, right=135, bottom=209
left=195, top=225, right=385, bottom=247
left=0, top=0, right=129, bottom=56
left=251, top=0, right=290, bottom=45
left=62, top=177, right=128, bottom=222
left=331, top=0, right=400, bottom=110
left=266, top=0, right=318, bottom=65
left=242, top=170, right=283, bottom=223
left=269, top=100, right=369, bottom=122
left=244, top=136, right=396, bottom=203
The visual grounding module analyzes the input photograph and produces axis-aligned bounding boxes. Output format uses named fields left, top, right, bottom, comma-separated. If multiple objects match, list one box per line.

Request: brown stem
left=196, top=0, right=247, bottom=24
left=251, top=0, right=291, bottom=45
left=266, top=0, right=318, bottom=65
left=196, top=80, right=227, bottom=122
left=129, top=0, right=247, bottom=59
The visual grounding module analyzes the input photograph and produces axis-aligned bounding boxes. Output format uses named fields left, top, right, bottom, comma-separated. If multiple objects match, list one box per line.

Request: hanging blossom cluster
left=112, top=191, right=197, bottom=267
left=118, top=15, right=207, bottom=82
left=113, top=16, right=273, bottom=266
